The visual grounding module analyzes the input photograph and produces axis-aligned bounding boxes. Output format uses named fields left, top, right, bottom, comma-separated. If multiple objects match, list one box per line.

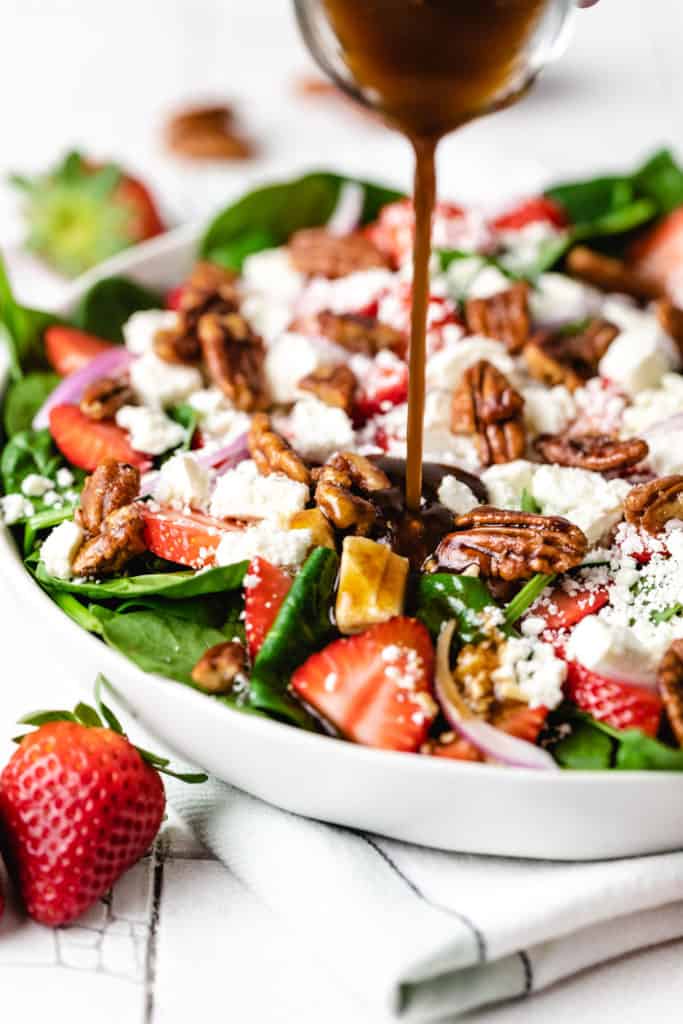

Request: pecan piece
left=314, top=452, right=390, bottom=536
left=298, top=363, right=357, bottom=412
left=154, top=261, right=241, bottom=366
left=315, top=310, right=405, bottom=355
left=436, top=506, right=588, bottom=581
left=451, top=360, right=526, bottom=466
left=166, top=104, right=255, bottom=161
left=248, top=413, right=310, bottom=485
left=77, top=459, right=141, bottom=535
left=80, top=377, right=136, bottom=421
left=465, top=282, right=530, bottom=353
left=624, top=475, right=683, bottom=535
left=536, top=432, right=649, bottom=473
left=289, top=228, right=390, bottom=279
left=658, top=640, right=683, bottom=747
left=524, top=318, right=618, bottom=392
left=199, top=311, right=268, bottom=411
left=72, top=503, right=146, bottom=577
left=191, top=641, right=247, bottom=694
left=655, top=299, right=683, bottom=360
left=566, top=246, right=661, bottom=300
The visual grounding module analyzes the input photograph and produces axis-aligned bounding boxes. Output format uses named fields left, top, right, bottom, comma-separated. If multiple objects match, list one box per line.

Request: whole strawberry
left=0, top=697, right=203, bottom=927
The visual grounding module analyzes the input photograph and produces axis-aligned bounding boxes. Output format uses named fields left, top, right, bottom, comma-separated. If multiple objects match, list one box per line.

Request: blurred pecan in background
left=465, top=282, right=530, bottom=353
left=165, top=104, right=255, bottom=160
left=566, top=246, right=661, bottom=300
left=289, top=228, right=390, bottom=279
left=524, top=318, right=618, bottom=391
left=658, top=640, right=683, bottom=747
left=298, top=364, right=357, bottom=412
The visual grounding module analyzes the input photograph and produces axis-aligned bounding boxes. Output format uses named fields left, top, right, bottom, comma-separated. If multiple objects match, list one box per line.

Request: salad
left=4, top=152, right=683, bottom=772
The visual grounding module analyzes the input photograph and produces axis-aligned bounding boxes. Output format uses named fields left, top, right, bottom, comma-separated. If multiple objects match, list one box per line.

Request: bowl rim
left=3, top=225, right=682, bottom=785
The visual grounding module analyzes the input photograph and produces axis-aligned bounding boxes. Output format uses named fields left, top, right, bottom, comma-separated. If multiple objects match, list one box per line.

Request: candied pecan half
left=655, top=299, right=683, bottom=360
left=451, top=360, right=526, bottom=466
left=166, top=104, right=255, bottom=161
left=298, top=363, right=357, bottom=412
left=624, top=475, right=683, bottom=535
left=524, top=318, right=618, bottom=392
left=154, top=261, right=241, bottom=366
left=248, top=413, right=310, bottom=485
left=77, top=459, right=141, bottom=535
left=80, top=377, right=136, bottom=421
left=436, top=506, right=588, bottom=581
left=72, top=503, right=146, bottom=577
left=566, top=246, right=661, bottom=300
left=199, top=311, right=268, bottom=411
left=658, top=640, right=683, bottom=747
left=465, top=282, right=530, bottom=354
left=191, top=641, right=247, bottom=694
left=315, top=310, right=405, bottom=355
left=314, top=452, right=390, bottom=536
left=288, top=228, right=390, bottom=279
left=536, top=432, right=649, bottom=473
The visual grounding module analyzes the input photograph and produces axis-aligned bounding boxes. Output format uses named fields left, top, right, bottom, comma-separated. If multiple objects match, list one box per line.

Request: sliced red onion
left=138, top=431, right=250, bottom=497
left=435, top=622, right=559, bottom=771
left=327, top=182, right=364, bottom=237
left=33, top=348, right=135, bottom=430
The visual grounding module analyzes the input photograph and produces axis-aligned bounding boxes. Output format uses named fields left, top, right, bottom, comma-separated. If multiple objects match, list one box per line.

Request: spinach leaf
left=0, top=255, right=57, bottom=378
left=550, top=710, right=683, bottom=772
left=632, top=149, right=683, bottom=215
left=546, top=176, right=637, bottom=226
left=1, top=429, right=61, bottom=496
left=3, top=372, right=58, bottom=436
left=50, top=591, right=106, bottom=636
left=116, top=593, right=241, bottom=631
left=24, top=504, right=79, bottom=555
left=75, top=276, right=163, bottom=342
left=249, top=547, right=339, bottom=721
left=614, top=731, right=683, bottom=771
left=201, top=172, right=404, bottom=269
left=553, top=719, right=613, bottom=770
left=167, top=403, right=199, bottom=454
left=96, top=608, right=228, bottom=684
left=35, top=559, right=248, bottom=600
left=415, top=574, right=494, bottom=643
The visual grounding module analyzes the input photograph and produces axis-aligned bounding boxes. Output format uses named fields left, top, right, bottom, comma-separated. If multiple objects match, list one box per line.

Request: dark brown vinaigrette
left=322, top=0, right=550, bottom=512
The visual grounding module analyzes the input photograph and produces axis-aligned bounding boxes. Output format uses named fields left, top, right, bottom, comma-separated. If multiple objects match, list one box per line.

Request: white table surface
left=2, top=1, right=683, bottom=1020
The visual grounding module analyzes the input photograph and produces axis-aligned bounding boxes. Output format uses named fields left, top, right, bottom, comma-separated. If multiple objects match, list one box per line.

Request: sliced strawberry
left=536, top=587, right=609, bottom=632
left=565, top=661, right=663, bottom=737
left=49, top=404, right=151, bottom=472
left=353, top=353, right=409, bottom=423
left=141, top=506, right=243, bottom=569
left=115, top=174, right=165, bottom=241
left=244, top=557, right=292, bottom=659
left=629, top=207, right=683, bottom=296
left=367, top=199, right=468, bottom=266
left=492, top=196, right=569, bottom=232
left=45, top=325, right=114, bottom=377
left=166, top=285, right=184, bottom=311
left=493, top=704, right=548, bottom=743
left=430, top=736, right=483, bottom=762
left=291, top=617, right=436, bottom=753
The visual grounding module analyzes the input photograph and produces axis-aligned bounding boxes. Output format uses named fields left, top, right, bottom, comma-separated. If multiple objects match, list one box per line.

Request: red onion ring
left=435, top=622, right=559, bottom=771
left=33, top=348, right=135, bottom=430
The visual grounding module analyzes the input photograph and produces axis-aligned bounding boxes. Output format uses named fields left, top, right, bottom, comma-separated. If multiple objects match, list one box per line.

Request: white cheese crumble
left=123, top=309, right=180, bottom=355
left=209, top=459, right=309, bottom=526
left=621, top=372, right=683, bottom=435
left=56, top=467, right=74, bottom=489
left=491, top=637, right=566, bottom=710
left=480, top=460, right=535, bottom=509
left=215, top=522, right=312, bottom=568
left=598, top=321, right=674, bottom=396
left=130, top=351, right=203, bottom=408
left=21, top=474, right=53, bottom=498
left=186, top=388, right=251, bottom=445
left=0, top=494, right=34, bottom=525
left=644, top=426, right=683, bottom=476
left=530, top=273, right=601, bottom=326
left=41, top=520, right=84, bottom=580
left=522, top=384, right=576, bottom=437
left=437, top=475, right=479, bottom=516
left=154, top=452, right=210, bottom=511
left=426, top=336, right=518, bottom=391
left=531, top=464, right=631, bottom=546
left=116, top=405, right=185, bottom=455
left=465, top=265, right=510, bottom=300
left=566, top=616, right=656, bottom=686
left=264, top=332, right=348, bottom=405
left=283, top=398, right=354, bottom=463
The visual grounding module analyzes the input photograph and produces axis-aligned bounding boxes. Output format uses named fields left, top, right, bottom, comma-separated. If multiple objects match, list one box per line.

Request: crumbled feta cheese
left=598, top=322, right=674, bottom=396
left=41, top=520, right=84, bottom=579
left=480, top=460, right=535, bottom=509
left=531, top=464, right=631, bottom=545
left=209, top=459, right=309, bottom=526
left=43, top=490, right=62, bottom=508
left=298, top=268, right=395, bottom=319
left=264, top=332, right=348, bottom=405
left=644, top=427, right=683, bottom=476
left=444, top=256, right=487, bottom=301
left=154, top=452, right=210, bottom=510
left=116, top=405, right=185, bottom=455
left=438, top=475, right=479, bottom=516
left=530, top=273, right=601, bottom=325
left=215, top=522, right=312, bottom=568
left=56, top=467, right=74, bottom=489
left=187, top=388, right=251, bottom=444
left=0, top=494, right=34, bottom=525
left=491, top=636, right=566, bottom=710
left=284, top=398, right=354, bottom=463
left=522, top=384, right=576, bottom=437
left=498, top=222, right=564, bottom=276
left=423, top=389, right=454, bottom=431
left=426, top=336, right=517, bottom=391
left=130, top=351, right=202, bottom=408
left=123, top=309, right=180, bottom=355
left=466, top=265, right=510, bottom=299
left=621, top=372, right=683, bottom=435
left=21, top=474, right=53, bottom=498
left=566, top=616, right=656, bottom=686
left=242, top=247, right=305, bottom=302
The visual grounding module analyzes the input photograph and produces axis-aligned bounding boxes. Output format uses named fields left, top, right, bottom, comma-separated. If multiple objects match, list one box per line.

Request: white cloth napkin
left=167, top=777, right=683, bottom=1022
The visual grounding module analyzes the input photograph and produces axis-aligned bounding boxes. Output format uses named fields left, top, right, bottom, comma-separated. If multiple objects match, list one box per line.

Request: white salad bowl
left=3, top=224, right=683, bottom=862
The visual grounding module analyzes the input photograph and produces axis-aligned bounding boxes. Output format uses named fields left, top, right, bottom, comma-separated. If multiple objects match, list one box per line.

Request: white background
left=2, top=1, right=683, bottom=1020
